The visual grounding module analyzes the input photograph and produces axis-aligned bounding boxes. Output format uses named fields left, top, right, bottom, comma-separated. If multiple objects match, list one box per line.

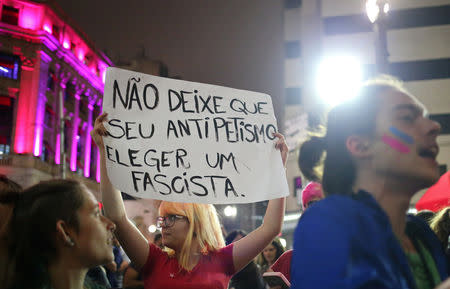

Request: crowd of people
left=1, top=75, right=450, bottom=289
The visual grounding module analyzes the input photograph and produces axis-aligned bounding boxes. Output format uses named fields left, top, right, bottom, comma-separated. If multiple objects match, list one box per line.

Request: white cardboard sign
left=102, top=67, right=289, bottom=204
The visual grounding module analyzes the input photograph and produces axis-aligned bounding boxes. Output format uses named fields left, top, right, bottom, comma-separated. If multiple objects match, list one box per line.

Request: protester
left=91, top=112, right=288, bottom=289
left=225, top=230, right=266, bottom=289
left=0, top=175, right=22, bottom=288
left=105, top=237, right=130, bottom=288
left=291, top=76, right=450, bottom=289
left=4, top=179, right=116, bottom=289
left=256, top=237, right=285, bottom=274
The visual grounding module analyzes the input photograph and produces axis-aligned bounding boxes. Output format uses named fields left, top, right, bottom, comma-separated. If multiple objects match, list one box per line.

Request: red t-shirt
left=142, top=243, right=235, bottom=289
left=270, top=249, right=293, bottom=281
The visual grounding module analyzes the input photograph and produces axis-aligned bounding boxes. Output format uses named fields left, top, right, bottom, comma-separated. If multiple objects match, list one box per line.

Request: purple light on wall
left=96, top=149, right=101, bottom=183
left=55, top=134, right=61, bottom=164
left=63, top=40, right=70, bottom=49
left=70, top=133, right=79, bottom=171
left=19, top=6, right=43, bottom=30
left=84, top=126, right=92, bottom=177
left=78, top=50, right=85, bottom=62
left=43, top=23, right=52, bottom=34
left=33, top=96, right=46, bottom=157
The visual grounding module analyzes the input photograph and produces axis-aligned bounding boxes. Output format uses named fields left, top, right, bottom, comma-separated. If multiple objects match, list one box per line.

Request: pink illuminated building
left=0, top=0, right=112, bottom=190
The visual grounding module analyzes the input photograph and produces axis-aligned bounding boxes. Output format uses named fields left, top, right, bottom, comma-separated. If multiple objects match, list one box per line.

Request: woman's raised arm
left=91, top=112, right=149, bottom=270
left=232, top=133, right=287, bottom=272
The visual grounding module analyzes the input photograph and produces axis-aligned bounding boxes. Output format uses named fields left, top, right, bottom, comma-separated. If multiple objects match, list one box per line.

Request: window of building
left=1, top=5, right=19, bottom=26
left=0, top=96, right=14, bottom=158
left=47, top=70, right=55, bottom=90
left=44, top=105, right=56, bottom=128
left=0, top=53, right=20, bottom=80
left=52, top=25, right=60, bottom=40
left=40, top=140, right=51, bottom=162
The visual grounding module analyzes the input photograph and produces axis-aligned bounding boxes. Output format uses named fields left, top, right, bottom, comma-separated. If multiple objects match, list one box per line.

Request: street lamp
left=366, top=0, right=390, bottom=74
left=224, top=205, right=237, bottom=217
left=316, top=55, right=363, bottom=107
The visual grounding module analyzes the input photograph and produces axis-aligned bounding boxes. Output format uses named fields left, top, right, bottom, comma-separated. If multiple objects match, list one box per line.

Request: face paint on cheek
left=389, top=126, right=414, bottom=145
left=382, top=134, right=411, bottom=154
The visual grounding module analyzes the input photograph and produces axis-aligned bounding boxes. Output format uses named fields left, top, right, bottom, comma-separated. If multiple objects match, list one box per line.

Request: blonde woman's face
left=160, top=213, right=190, bottom=251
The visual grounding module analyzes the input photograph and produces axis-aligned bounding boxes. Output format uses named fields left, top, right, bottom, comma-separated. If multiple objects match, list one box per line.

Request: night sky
left=55, top=0, right=286, bottom=119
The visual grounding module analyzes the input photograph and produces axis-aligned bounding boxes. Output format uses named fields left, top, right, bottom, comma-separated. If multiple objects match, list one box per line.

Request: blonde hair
left=430, top=207, right=450, bottom=247
left=159, top=202, right=225, bottom=271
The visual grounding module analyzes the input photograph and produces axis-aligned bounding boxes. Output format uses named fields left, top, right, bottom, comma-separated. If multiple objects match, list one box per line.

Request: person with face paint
left=3, top=180, right=116, bottom=289
left=291, top=76, right=450, bottom=289
left=91, top=114, right=288, bottom=289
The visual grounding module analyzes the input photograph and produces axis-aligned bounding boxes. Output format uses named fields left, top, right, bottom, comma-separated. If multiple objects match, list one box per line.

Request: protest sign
left=102, top=67, right=289, bottom=204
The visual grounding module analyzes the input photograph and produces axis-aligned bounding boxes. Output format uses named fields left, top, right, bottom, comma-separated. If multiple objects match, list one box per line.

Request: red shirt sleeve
left=141, top=242, right=167, bottom=276
left=213, top=243, right=235, bottom=276
left=270, top=249, right=293, bottom=281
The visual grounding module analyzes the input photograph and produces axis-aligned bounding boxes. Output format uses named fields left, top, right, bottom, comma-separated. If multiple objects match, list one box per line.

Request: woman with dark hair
left=225, top=230, right=266, bottom=289
left=256, top=237, right=285, bottom=274
left=3, top=179, right=116, bottom=289
left=0, top=175, right=22, bottom=288
left=291, top=76, right=450, bottom=289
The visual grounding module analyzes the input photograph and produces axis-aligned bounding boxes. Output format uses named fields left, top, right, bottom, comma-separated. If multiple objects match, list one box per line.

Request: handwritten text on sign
left=102, top=67, right=289, bottom=204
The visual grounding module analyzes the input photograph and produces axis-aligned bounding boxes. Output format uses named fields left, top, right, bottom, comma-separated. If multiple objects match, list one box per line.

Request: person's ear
left=56, top=220, right=75, bottom=247
left=346, top=135, right=372, bottom=158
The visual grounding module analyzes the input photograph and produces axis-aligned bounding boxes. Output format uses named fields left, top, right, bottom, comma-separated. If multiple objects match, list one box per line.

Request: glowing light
left=148, top=225, right=157, bottom=233
left=19, top=7, right=42, bottom=30
left=96, top=150, right=101, bottom=183
left=84, top=127, right=92, bottom=178
left=366, top=0, right=389, bottom=23
left=43, top=23, right=52, bottom=34
left=224, top=206, right=237, bottom=217
left=279, top=238, right=287, bottom=248
left=63, top=40, right=70, bottom=49
left=78, top=52, right=84, bottom=62
left=70, top=129, right=78, bottom=172
left=366, top=0, right=380, bottom=23
left=0, top=66, right=8, bottom=73
left=55, top=134, right=61, bottom=164
left=101, top=69, right=106, bottom=84
left=316, top=56, right=363, bottom=107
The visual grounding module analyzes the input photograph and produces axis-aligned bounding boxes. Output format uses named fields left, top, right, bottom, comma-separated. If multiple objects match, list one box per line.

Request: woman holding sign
left=91, top=112, right=287, bottom=289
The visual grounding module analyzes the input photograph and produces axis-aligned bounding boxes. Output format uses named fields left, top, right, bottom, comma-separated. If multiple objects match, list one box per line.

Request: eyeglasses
left=156, top=214, right=188, bottom=228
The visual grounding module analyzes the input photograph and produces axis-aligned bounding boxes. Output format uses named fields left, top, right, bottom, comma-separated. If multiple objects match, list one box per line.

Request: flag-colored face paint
left=382, top=126, right=414, bottom=154
left=389, top=126, right=414, bottom=144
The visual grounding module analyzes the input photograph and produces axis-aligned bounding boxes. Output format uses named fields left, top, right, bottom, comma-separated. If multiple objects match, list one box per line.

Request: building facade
left=0, top=0, right=112, bottom=194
